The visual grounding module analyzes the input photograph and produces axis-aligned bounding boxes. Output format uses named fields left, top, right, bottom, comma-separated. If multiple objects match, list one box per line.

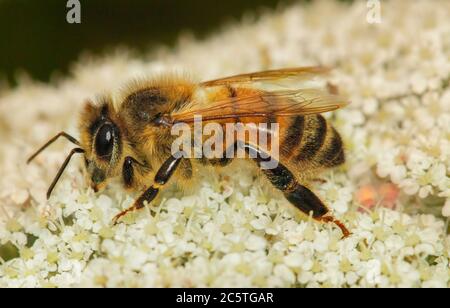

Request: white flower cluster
left=0, top=0, right=449, bottom=287
left=0, top=176, right=449, bottom=287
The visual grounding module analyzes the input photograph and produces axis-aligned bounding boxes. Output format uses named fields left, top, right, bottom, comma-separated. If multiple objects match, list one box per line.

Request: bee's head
left=27, top=96, right=127, bottom=199
left=79, top=97, right=123, bottom=192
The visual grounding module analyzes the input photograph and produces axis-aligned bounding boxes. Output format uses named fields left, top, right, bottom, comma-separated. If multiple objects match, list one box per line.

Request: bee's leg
left=240, top=142, right=350, bottom=238
left=122, top=156, right=148, bottom=189
left=112, top=152, right=184, bottom=225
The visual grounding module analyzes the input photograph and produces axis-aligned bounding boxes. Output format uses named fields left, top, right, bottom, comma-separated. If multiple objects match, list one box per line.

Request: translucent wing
left=200, top=66, right=330, bottom=87
left=171, top=88, right=348, bottom=124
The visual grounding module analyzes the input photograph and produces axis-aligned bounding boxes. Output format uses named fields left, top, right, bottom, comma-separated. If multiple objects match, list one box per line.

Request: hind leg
left=239, top=141, right=350, bottom=238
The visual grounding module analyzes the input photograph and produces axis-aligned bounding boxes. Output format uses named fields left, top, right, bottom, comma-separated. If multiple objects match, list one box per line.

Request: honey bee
left=28, top=67, right=351, bottom=237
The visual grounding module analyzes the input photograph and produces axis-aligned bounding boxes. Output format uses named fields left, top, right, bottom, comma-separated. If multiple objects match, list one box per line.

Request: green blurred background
left=0, top=0, right=307, bottom=86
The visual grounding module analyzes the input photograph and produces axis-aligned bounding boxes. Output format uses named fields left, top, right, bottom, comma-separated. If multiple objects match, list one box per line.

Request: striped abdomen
left=280, top=114, right=345, bottom=168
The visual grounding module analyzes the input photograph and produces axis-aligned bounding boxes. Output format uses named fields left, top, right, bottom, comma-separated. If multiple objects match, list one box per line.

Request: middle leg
left=112, top=152, right=185, bottom=225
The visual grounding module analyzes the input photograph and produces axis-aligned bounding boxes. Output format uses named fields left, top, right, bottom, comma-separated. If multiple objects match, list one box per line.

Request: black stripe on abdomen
left=282, top=116, right=305, bottom=158
left=327, top=148, right=345, bottom=167
left=296, top=115, right=327, bottom=161
left=319, top=127, right=344, bottom=167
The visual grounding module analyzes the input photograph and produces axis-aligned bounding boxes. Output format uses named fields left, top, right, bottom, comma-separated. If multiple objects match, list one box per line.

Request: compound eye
left=95, top=124, right=115, bottom=160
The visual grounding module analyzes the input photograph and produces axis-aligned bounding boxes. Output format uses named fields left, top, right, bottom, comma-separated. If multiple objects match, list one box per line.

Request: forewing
left=171, top=88, right=348, bottom=123
left=200, top=66, right=330, bottom=87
